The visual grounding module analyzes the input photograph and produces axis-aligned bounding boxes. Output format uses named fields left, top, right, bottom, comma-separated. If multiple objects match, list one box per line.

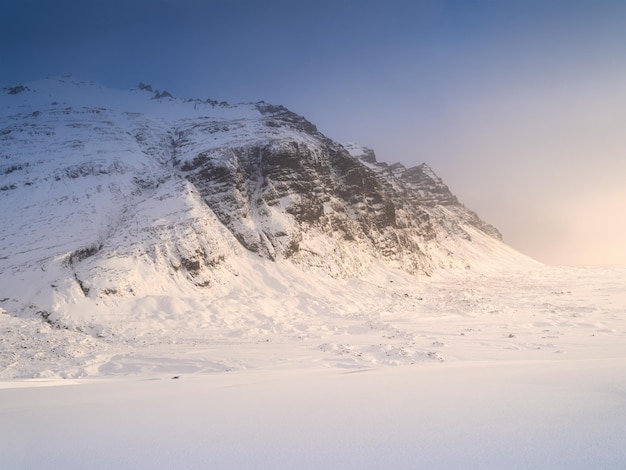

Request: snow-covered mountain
left=0, top=77, right=535, bottom=360
left=4, top=80, right=626, bottom=470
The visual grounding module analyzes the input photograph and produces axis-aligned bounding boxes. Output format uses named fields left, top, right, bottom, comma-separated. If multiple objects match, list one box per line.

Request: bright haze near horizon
left=2, top=0, right=624, bottom=267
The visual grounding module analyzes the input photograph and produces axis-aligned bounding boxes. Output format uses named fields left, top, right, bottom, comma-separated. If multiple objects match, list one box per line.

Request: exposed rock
left=0, top=77, right=525, bottom=326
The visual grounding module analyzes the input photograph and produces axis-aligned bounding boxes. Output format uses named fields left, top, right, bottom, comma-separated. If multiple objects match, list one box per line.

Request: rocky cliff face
left=172, top=105, right=503, bottom=277
left=0, top=78, right=526, bottom=326
left=344, top=143, right=502, bottom=241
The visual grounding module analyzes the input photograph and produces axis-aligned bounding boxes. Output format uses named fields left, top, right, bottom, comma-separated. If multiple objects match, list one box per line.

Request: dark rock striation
left=172, top=107, right=501, bottom=275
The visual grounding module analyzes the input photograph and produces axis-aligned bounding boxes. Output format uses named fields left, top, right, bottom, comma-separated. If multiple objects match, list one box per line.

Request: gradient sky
left=2, top=0, right=625, bottom=266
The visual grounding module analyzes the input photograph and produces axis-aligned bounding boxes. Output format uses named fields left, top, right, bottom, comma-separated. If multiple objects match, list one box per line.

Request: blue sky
left=2, top=0, right=625, bottom=265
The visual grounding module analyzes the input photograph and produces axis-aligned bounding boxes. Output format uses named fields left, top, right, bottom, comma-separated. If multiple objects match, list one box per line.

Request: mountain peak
left=0, top=78, right=530, bottom=333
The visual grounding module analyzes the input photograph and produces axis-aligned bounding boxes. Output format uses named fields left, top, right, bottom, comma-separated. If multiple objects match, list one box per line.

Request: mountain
left=0, top=77, right=535, bottom=347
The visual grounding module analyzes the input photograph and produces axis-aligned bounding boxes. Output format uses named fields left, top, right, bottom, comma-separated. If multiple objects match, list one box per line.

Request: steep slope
left=0, top=77, right=535, bottom=335
left=344, top=143, right=502, bottom=240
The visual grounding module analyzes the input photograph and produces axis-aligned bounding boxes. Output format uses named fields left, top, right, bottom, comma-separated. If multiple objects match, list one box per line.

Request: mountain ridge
left=0, top=77, right=536, bottom=334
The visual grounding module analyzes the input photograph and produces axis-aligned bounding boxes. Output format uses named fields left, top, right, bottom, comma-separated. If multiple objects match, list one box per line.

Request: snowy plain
left=2, top=264, right=625, bottom=469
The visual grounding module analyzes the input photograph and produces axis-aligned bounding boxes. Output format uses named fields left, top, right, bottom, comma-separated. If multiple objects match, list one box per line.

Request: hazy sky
left=2, top=0, right=625, bottom=266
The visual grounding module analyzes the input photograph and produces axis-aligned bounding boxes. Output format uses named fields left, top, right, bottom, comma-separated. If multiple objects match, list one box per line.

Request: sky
left=2, top=0, right=625, bottom=266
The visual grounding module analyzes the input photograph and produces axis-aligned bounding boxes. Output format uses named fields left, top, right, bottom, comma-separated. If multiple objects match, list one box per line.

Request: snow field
left=2, top=358, right=625, bottom=469
left=1, top=265, right=625, bottom=469
left=1, top=264, right=624, bottom=378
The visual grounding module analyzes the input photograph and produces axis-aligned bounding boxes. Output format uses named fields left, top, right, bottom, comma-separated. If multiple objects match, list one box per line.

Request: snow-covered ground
left=1, top=265, right=625, bottom=469
left=2, top=78, right=624, bottom=468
